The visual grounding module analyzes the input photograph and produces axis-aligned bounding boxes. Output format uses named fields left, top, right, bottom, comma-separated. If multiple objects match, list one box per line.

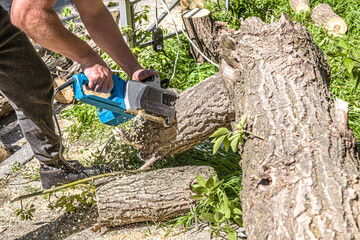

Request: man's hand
left=132, top=69, right=158, bottom=82
left=82, top=55, right=113, bottom=93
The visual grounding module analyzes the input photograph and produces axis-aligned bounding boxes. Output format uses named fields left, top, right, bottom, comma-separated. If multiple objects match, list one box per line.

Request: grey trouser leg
left=0, top=6, right=60, bottom=164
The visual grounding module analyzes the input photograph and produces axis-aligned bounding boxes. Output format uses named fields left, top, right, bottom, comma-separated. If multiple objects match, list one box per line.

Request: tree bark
left=0, top=94, right=13, bottom=119
left=0, top=140, right=11, bottom=164
left=113, top=13, right=360, bottom=238
left=96, top=166, right=213, bottom=226
left=290, top=0, right=310, bottom=13
left=311, top=3, right=347, bottom=35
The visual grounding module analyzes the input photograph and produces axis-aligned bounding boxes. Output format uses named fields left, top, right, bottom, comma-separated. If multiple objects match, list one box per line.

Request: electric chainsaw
left=70, top=73, right=176, bottom=126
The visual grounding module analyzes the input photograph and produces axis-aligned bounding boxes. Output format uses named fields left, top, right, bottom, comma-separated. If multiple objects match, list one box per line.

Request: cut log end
left=311, top=3, right=348, bottom=35
left=327, top=17, right=348, bottom=35
left=294, top=3, right=310, bottom=12
left=290, top=0, right=310, bottom=12
left=183, top=8, right=211, bottom=19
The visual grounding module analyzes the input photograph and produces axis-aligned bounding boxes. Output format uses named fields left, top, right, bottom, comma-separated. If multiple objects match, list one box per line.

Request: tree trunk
left=290, top=0, right=310, bottom=12
left=96, top=166, right=212, bottom=226
left=182, top=8, right=227, bottom=64
left=311, top=3, right=347, bottom=35
left=0, top=94, right=13, bottom=119
left=113, top=13, right=360, bottom=238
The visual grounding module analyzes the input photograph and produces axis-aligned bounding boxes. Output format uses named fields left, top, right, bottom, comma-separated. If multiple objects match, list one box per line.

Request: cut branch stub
left=182, top=8, right=219, bottom=63
left=96, top=166, right=213, bottom=226
left=311, top=3, right=347, bottom=35
left=290, top=0, right=310, bottom=13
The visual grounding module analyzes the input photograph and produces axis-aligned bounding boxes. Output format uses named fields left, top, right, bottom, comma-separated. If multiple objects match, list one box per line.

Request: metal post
left=119, top=0, right=135, bottom=48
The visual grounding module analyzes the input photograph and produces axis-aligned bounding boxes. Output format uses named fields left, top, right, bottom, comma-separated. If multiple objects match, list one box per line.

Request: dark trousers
left=0, top=6, right=60, bottom=164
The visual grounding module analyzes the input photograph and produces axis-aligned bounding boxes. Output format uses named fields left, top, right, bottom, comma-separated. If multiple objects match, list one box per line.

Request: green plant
left=210, top=115, right=248, bottom=155
left=47, top=185, right=96, bottom=213
left=11, top=161, right=21, bottom=172
left=327, top=40, right=360, bottom=90
left=14, top=203, right=35, bottom=221
left=190, top=174, right=242, bottom=240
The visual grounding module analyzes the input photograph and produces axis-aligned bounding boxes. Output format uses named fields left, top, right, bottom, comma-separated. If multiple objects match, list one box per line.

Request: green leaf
left=193, top=186, right=208, bottom=195
left=228, top=231, right=237, bottom=240
left=210, top=180, right=224, bottom=192
left=200, top=212, right=216, bottom=223
left=239, top=114, right=247, bottom=126
left=234, top=215, right=243, bottom=226
left=189, top=195, right=204, bottom=200
left=214, top=211, right=224, bottom=222
left=239, top=135, right=245, bottom=146
left=229, top=132, right=240, bottom=141
left=231, top=137, right=240, bottom=153
left=213, top=135, right=226, bottom=155
left=205, top=175, right=215, bottom=189
left=224, top=136, right=230, bottom=152
left=337, top=40, right=349, bottom=50
left=196, top=174, right=206, bottom=187
left=344, top=58, right=355, bottom=74
left=233, top=208, right=243, bottom=215
left=210, top=127, right=229, bottom=138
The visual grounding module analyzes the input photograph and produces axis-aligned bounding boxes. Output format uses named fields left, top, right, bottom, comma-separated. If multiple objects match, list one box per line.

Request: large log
left=96, top=166, right=212, bottom=226
left=113, top=13, right=360, bottom=238
left=311, top=3, right=347, bottom=35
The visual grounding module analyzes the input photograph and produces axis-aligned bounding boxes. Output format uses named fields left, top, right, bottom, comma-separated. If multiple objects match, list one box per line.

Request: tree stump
left=290, top=0, right=310, bottom=12
left=96, top=166, right=213, bottom=226
left=182, top=8, right=220, bottom=64
left=311, top=3, right=347, bottom=35
left=0, top=94, right=13, bottom=119
left=112, top=13, right=360, bottom=238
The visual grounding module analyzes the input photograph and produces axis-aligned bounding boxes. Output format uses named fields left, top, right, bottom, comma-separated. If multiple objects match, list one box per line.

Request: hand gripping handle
left=71, top=73, right=127, bottom=114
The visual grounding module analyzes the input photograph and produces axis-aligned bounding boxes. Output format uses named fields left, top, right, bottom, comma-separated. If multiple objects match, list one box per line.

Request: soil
left=0, top=1, right=229, bottom=240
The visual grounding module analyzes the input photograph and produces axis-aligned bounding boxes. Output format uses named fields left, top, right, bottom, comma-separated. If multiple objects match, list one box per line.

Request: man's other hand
left=132, top=69, right=158, bottom=82
left=82, top=55, right=114, bottom=93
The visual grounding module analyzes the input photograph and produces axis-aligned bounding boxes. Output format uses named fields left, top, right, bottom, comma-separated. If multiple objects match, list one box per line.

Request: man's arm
left=73, top=0, right=150, bottom=80
left=10, top=0, right=156, bottom=92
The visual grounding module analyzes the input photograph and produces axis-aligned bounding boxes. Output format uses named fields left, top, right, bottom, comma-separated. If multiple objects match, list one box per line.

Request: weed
left=14, top=203, right=35, bottom=221
left=47, top=185, right=96, bottom=213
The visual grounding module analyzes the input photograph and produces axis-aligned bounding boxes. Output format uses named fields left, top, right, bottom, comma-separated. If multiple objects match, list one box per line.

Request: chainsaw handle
left=71, top=73, right=124, bottom=98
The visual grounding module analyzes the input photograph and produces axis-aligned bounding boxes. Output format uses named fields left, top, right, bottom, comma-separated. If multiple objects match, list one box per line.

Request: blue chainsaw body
left=72, top=73, right=134, bottom=126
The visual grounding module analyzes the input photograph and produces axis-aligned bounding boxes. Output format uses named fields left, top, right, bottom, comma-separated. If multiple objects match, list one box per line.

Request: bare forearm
left=74, top=0, right=142, bottom=77
left=11, top=0, right=98, bottom=66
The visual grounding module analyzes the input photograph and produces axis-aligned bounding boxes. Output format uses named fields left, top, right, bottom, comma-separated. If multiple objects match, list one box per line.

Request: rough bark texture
left=113, top=13, right=360, bottom=239
left=0, top=94, right=13, bottom=119
left=96, top=166, right=213, bottom=226
left=311, top=3, right=347, bottom=35
left=290, top=0, right=310, bottom=12
left=231, top=14, right=359, bottom=239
